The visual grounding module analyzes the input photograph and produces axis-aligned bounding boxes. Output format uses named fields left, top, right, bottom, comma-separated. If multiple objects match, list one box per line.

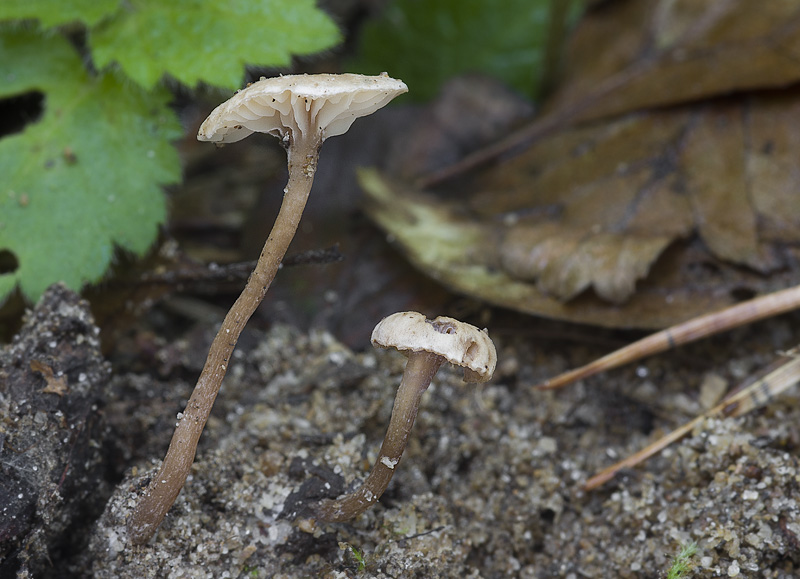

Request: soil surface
left=3, top=76, right=800, bottom=579
left=4, top=283, right=800, bottom=578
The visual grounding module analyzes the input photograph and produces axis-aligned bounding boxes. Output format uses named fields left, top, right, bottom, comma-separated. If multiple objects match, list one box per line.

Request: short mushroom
left=313, top=311, right=497, bottom=523
left=128, top=73, right=407, bottom=545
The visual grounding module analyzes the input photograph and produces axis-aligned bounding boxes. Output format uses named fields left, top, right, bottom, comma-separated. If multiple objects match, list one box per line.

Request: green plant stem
left=667, top=541, right=698, bottom=579
left=127, top=134, right=322, bottom=545
left=314, top=350, right=445, bottom=522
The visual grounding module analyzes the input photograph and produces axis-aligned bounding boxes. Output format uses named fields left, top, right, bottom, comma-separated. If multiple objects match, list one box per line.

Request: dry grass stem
left=537, top=285, right=800, bottom=391
left=585, top=351, right=800, bottom=490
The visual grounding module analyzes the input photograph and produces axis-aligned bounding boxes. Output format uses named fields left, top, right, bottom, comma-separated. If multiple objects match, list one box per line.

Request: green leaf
left=351, top=0, right=580, bottom=101
left=0, top=0, right=119, bottom=28
left=0, top=27, right=182, bottom=302
left=89, top=0, right=342, bottom=89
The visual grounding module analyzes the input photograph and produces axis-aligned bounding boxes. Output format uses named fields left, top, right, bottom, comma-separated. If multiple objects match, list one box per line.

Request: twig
left=584, top=352, right=800, bottom=490
left=536, top=285, right=800, bottom=390
left=134, top=245, right=344, bottom=287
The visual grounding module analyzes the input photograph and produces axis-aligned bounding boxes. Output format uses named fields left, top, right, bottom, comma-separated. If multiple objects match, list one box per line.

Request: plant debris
left=365, top=1, right=800, bottom=329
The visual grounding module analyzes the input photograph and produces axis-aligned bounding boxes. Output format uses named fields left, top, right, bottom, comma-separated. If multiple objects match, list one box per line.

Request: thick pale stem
left=128, top=135, right=322, bottom=545
left=314, top=350, right=445, bottom=522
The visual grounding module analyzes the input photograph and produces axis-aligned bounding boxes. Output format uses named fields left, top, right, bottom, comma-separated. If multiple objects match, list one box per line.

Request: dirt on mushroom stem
left=313, top=350, right=444, bottom=522
left=309, top=312, right=496, bottom=523
left=126, top=133, right=322, bottom=545
left=127, top=73, right=408, bottom=545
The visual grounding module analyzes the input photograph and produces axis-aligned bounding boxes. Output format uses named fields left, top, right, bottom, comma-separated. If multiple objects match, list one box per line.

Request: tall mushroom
left=313, top=311, right=497, bottom=523
left=128, top=73, right=408, bottom=545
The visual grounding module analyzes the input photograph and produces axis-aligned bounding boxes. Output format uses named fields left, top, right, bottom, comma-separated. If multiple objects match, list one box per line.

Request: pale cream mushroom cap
left=371, top=312, right=497, bottom=383
left=197, top=73, right=408, bottom=144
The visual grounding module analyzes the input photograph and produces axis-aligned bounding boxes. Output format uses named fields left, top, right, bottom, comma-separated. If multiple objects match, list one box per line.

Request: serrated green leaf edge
left=0, top=0, right=120, bottom=28
left=89, top=0, right=342, bottom=89
left=0, top=27, right=181, bottom=302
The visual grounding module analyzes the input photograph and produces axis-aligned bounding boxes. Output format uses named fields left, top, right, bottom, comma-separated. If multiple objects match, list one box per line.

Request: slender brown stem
left=128, top=135, right=322, bottom=545
left=314, top=351, right=445, bottom=522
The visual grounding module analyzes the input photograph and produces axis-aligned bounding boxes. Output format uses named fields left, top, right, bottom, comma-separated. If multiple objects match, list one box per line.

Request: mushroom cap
left=371, top=312, right=497, bottom=383
left=197, top=73, right=408, bottom=144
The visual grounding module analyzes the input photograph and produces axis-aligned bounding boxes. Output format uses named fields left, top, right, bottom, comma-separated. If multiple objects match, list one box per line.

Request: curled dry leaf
left=498, top=222, right=673, bottom=304
left=363, top=0, right=800, bottom=328
left=472, top=94, right=800, bottom=301
left=361, top=90, right=800, bottom=327
left=363, top=168, right=726, bottom=329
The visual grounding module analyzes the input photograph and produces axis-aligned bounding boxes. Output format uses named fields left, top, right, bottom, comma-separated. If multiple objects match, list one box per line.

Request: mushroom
left=127, top=73, right=407, bottom=545
left=313, top=311, right=497, bottom=523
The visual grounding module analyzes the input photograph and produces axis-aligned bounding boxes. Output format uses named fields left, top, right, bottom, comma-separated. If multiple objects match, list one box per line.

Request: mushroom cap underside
left=197, top=73, right=408, bottom=144
left=371, top=311, right=497, bottom=383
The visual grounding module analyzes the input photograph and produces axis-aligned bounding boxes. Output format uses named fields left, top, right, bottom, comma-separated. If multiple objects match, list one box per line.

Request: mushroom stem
left=314, top=350, right=445, bottom=522
left=128, top=134, right=322, bottom=545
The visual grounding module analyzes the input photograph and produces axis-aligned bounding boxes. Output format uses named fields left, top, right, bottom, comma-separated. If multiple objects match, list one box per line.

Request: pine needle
left=585, top=352, right=800, bottom=490
left=536, top=285, right=800, bottom=390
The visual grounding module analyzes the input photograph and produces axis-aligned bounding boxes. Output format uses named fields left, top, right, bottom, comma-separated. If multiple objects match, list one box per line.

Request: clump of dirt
left=0, top=284, right=110, bottom=578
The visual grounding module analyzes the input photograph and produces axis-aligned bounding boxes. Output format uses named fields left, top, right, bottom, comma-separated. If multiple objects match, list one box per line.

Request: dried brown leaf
left=30, top=359, right=69, bottom=397
left=469, top=91, right=800, bottom=303
left=361, top=92, right=800, bottom=326
left=549, top=0, right=800, bottom=123
left=361, top=168, right=799, bottom=329
left=362, top=0, right=800, bottom=328
left=500, top=224, right=673, bottom=303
